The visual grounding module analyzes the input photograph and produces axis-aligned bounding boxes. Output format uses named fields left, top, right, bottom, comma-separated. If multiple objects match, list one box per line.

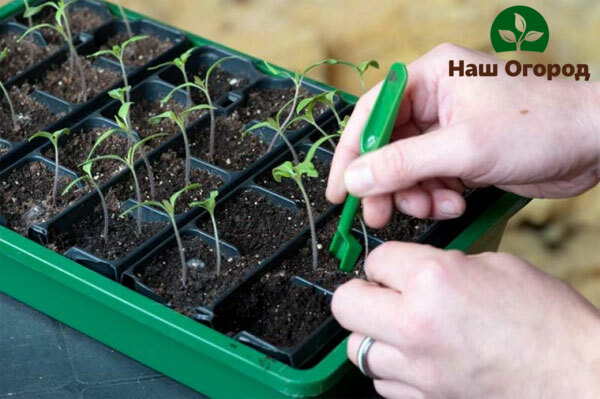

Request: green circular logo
left=490, top=6, right=549, bottom=53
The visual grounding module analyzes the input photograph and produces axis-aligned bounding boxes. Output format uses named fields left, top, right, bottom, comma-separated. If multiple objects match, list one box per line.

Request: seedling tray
left=0, top=1, right=530, bottom=397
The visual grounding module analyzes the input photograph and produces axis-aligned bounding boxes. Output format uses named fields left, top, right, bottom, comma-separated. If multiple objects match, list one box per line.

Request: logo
left=490, top=6, right=549, bottom=53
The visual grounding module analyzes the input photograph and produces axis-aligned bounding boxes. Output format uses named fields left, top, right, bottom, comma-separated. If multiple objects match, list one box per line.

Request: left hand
left=331, top=242, right=600, bottom=399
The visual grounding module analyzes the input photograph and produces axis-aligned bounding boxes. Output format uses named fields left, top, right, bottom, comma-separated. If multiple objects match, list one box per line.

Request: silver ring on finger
left=357, top=336, right=378, bottom=380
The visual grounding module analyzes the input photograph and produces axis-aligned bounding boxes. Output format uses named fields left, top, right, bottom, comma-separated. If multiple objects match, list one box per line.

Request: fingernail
left=345, top=162, right=374, bottom=194
left=439, top=200, right=460, bottom=217
left=397, top=199, right=410, bottom=214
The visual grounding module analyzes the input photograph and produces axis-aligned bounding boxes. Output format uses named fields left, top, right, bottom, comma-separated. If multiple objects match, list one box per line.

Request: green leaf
left=160, top=82, right=199, bottom=104
left=182, top=104, right=215, bottom=119
left=82, top=162, right=93, bottom=176
left=128, top=133, right=166, bottom=163
left=205, top=56, right=236, bottom=85
left=0, top=48, right=8, bottom=62
left=23, top=1, right=57, bottom=18
left=87, top=128, right=118, bottom=161
left=88, top=49, right=116, bottom=59
left=81, top=154, right=125, bottom=168
left=189, top=190, right=218, bottom=213
left=108, top=86, right=130, bottom=103
left=148, top=111, right=178, bottom=125
left=296, top=160, right=318, bottom=179
left=117, top=102, right=132, bottom=126
left=169, top=183, right=201, bottom=207
left=121, top=35, right=149, bottom=51
left=272, top=161, right=295, bottom=183
left=358, top=60, right=379, bottom=73
left=29, top=131, right=54, bottom=142
left=179, top=47, right=196, bottom=64
left=18, top=23, right=65, bottom=42
left=61, top=175, right=88, bottom=196
left=304, top=133, right=339, bottom=163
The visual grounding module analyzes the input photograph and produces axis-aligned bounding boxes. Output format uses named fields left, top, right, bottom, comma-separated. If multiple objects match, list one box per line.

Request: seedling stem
left=29, top=128, right=70, bottom=207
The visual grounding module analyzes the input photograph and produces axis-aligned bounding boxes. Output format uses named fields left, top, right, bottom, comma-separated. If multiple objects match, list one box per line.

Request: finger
left=347, top=333, right=407, bottom=381
left=420, top=180, right=466, bottom=219
left=362, top=194, right=393, bottom=228
left=331, top=279, right=404, bottom=347
left=326, top=82, right=383, bottom=203
left=394, top=188, right=432, bottom=219
left=364, top=241, right=457, bottom=292
left=344, top=121, right=483, bottom=197
left=374, top=380, right=425, bottom=399
left=427, top=188, right=466, bottom=219
left=440, top=177, right=465, bottom=193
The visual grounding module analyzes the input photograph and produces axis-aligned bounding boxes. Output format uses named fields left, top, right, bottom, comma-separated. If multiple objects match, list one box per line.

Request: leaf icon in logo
left=524, top=31, right=544, bottom=42
left=498, top=29, right=517, bottom=43
left=514, top=13, right=526, bottom=32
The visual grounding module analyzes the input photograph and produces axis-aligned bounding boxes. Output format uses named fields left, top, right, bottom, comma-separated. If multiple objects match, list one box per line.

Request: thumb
left=344, top=121, right=485, bottom=197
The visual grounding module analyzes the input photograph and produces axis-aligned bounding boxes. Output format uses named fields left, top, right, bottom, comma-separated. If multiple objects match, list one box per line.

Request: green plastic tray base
left=0, top=1, right=530, bottom=397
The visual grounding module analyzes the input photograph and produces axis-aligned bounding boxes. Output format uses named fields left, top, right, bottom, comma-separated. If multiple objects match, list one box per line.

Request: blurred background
left=75, top=0, right=600, bottom=307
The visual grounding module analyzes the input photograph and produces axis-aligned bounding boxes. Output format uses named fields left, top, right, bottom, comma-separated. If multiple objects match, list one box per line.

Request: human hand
left=326, top=43, right=600, bottom=227
left=331, top=242, right=600, bottom=399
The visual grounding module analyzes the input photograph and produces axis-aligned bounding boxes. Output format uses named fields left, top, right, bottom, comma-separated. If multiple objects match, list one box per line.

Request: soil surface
left=257, top=150, right=332, bottom=215
left=0, top=161, right=86, bottom=235
left=185, top=66, right=248, bottom=105
left=35, top=57, right=120, bottom=103
left=198, top=189, right=306, bottom=259
left=49, top=188, right=167, bottom=261
left=233, top=87, right=327, bottom=129
left=43, top=127, right=129, bottom=182
left=276, top=219, right=366, bottom=292
left=216, top=273, right=332, bottom=348
left=35, top=57, right=121, bottom=103
left=189, top=115, right=268, bottom=171
left=0, top=84, right=62, bottom=142
left=134, top=148, right=224, bottom=213
left=0, top=33, right=54, bottom=82
left=101, top=33, right=174, bottom=67
left=138, top=235, right=260, bottom=314
left=127, top=97, right=204, bottom=142
left=17, top=7, right=108, bottom=45
left=363, top=212, right=434, bottom=242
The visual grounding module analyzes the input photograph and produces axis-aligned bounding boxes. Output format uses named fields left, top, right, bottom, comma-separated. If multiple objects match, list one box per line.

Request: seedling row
left=0, top=0, right=500, bottom=369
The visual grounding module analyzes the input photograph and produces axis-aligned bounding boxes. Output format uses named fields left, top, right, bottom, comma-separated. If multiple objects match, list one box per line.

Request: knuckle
left=414, top=257, right=447, bottom=289
left=331, top=280, right=359, bottom=316
left=364, top=241, right=395, bottom=278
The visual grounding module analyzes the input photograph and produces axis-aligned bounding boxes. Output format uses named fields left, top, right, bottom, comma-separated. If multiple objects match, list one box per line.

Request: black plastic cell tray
left=0, top=0, right=187, bottom=172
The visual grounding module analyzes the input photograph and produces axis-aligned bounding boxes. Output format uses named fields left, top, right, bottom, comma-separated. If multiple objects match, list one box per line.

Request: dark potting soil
left=276, top=219, right=366, bottom=292
left=257, top=151, right=332, bottom=215
left=198, top=189, right=306, bottom=260
left=135, top=148, right=224, bottom=213
left=0, top=84, right=62, bottom=142
left=128, top=98, right=204, bottom=141
left=0, top=161, right=86, bottom=235
left=0, top=33, right=54, bottom=82
left=34, top=57, right=120, bottom=103
left=17, top=7, right=108, bottom=45
left=361, top=212, right=434, bottom=242
left=43, top=127, right=129, bottom=182
left=101, top=33, right=174, bottom=67
left=189, top=115, right=268, bottom=171
left=216, top=273, right=332, bottom=348
left=233, top=87, right=327, bottom=129
left=48, top=188, right=167, bottom=261
left=138, top=235, right=260, bottom=314
left=187, top=66, right=248, bottom=105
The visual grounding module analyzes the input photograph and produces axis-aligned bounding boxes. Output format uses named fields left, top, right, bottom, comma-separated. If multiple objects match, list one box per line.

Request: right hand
left=326, top=43, right=600, bottom=227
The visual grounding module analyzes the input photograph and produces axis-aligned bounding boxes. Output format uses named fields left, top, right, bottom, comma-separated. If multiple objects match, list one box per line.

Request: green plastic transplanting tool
left=330, top=62, right=408, bottom=272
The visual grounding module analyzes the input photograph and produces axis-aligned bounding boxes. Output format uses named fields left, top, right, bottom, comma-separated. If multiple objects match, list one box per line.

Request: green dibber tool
left=329, top=62, right=408, bottom=272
